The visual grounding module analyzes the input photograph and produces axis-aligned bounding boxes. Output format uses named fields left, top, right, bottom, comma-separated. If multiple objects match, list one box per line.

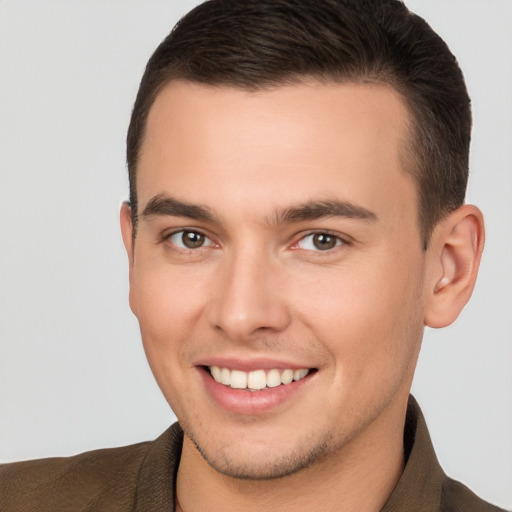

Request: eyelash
left=162, top=229, right=348, bottom=255
left=293, top=231, right=348, bottom=252
left=162, top=229, right=216, bottom=251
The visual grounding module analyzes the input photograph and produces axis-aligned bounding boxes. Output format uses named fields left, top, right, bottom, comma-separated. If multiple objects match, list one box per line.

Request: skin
left=121, top=80, right=484, bottom=512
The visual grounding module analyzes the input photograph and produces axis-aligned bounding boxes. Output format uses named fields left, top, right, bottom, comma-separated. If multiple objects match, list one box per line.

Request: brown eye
left=312, top=233, right=337, bottom=250
left=169, top=230, right=211, bottom=249
left=297, top=233, right=342, bottom=251
left=182, top=231, right=205, bottom=248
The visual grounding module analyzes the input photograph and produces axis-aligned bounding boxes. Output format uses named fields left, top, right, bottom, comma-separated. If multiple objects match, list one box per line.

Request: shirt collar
left=381, top=395, right=445, bottom=511
left=135, top=395, right=446, bottom=511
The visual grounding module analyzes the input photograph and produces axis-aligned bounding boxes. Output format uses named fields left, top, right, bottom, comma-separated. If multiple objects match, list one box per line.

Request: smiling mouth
left=206, top=366, right=315, bottom=391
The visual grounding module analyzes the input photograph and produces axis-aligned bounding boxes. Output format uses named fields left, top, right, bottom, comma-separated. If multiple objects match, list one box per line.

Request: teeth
left=280, top=369, right=293, bottom=385
left=230, top=370, right=247, bottom=389
left=266, top=369, right=281, bottom=388
left=221, top=368, right=231, bottom=385
left=294, top=369, right=308, bottom=381
left=247, top=369, right=266, bottom=390
left=210, top=366, right=222, bottom=382
left=209, top=366, right=311, bottom=390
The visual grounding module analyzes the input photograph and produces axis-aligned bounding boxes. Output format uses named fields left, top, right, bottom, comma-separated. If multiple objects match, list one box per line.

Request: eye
left=167, top=230, right=214, bottom=249
left=296, top=232, right=343, bottom=251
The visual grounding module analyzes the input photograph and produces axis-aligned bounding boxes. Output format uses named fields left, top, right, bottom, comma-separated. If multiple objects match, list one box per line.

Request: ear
left=424, top=204, right=485, bottom=328
left=120, top=201, right=135, bottom=265
left=120, top=201, right=138, bottom=315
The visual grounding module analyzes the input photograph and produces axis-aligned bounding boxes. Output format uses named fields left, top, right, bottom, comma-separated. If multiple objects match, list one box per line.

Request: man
left=0, top=0, right=507, bottom=510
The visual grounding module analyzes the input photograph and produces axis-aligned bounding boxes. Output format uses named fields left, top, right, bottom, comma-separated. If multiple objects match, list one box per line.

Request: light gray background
left=0, top=1, right=510, bottom=509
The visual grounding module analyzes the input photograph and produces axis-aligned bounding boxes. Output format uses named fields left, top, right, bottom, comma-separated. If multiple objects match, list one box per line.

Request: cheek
left=131, top=261, right=210, bottom=363
left=291, top=253, right=425, bottom=377
left=130, top=263, right=213, bottom=414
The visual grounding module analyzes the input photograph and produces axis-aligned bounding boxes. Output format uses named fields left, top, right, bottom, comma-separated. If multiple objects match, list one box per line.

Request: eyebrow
left=141, top=194, right=217, bottom=222
left=270, top=199, right=378, bottom=225
left=141, top=194, right=377, bottom=225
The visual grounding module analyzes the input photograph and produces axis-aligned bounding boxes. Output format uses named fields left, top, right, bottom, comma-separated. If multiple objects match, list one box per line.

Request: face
left=123, top=80, right=429, bottom=479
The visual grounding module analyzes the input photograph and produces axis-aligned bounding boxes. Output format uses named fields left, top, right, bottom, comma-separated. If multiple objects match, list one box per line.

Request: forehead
left=137, top=80, right=416, bottom=224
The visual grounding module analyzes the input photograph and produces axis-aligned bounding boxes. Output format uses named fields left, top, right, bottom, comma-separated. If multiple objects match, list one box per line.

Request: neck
left=176, top=394, right=408, bottom=512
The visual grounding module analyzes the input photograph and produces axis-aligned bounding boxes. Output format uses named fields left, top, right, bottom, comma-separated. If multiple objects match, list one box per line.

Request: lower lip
left=199, top=368, right=313, bottom=415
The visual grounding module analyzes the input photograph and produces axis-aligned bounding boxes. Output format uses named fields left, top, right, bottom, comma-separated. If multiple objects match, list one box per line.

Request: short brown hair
left=127, top=0, right=471, bottom=248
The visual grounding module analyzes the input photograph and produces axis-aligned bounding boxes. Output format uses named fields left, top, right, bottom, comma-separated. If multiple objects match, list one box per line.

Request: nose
left=208, top=249, right=291, bottom=342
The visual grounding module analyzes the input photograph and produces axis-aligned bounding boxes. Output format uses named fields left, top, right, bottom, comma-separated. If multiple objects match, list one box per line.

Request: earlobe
left=424, top=204, right=485, bottom=328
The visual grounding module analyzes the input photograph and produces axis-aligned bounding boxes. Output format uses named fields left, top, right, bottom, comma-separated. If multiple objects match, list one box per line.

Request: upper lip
left=195, top=356, right=316, bottom=372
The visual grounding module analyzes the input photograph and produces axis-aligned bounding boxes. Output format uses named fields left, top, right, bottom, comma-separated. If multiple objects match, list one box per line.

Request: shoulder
left=441, top=477, right=508, bottom=512
left=0, top=440, right=153, bottom=512
left=1, top=423, right=183, bottom=512
left=384, top=397, right=508, bottom=512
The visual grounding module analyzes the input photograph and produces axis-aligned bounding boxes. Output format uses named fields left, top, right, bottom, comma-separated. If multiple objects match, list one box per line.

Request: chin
left=185, top=425, right=335, bottom=480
